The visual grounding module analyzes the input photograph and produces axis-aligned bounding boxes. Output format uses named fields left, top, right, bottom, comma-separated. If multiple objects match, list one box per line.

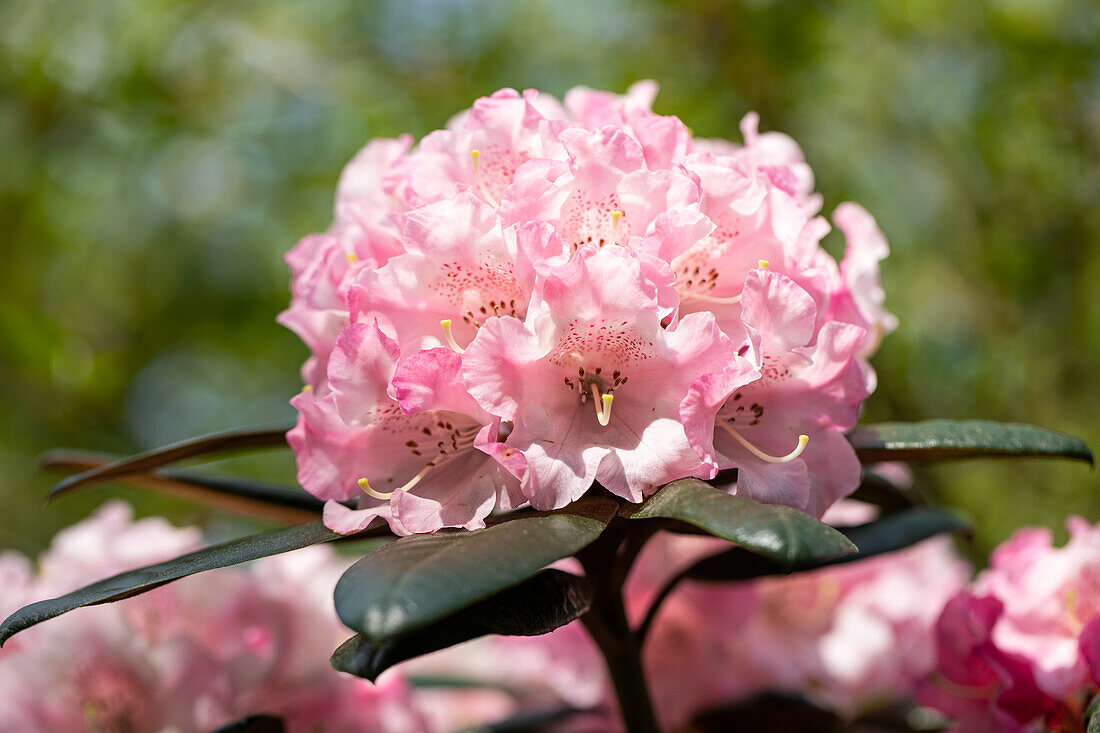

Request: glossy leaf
left=334, top=496, right=616, bottom=641
left=628, top=479, right=857, bottom=566
left=684, top=506, right=969, bottom=581
left=331, top=569, right=590, bottom=681
left=848, top=420, right=1093, bottom=465
left=0, top=520, right=343, bottom=645
left=41, top=449, right=323, bottom=524
left=47, top=424, right=293, bottom=500
left=848, top=467, right=923, bottom=513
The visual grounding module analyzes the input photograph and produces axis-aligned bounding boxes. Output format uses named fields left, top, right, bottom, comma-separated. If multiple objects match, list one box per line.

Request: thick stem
left=579, top=522, right=661, bottom=733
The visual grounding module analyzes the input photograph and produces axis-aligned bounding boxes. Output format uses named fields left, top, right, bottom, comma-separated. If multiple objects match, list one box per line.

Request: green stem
left=578, top=521, right=661, bottom=733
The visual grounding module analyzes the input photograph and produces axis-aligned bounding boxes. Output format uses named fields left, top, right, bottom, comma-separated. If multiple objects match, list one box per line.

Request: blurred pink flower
left=917, top=517, right=1100, bottom=731
left=629, top=506, right=969, bottom=729
left=0, top=502, right=431, bottom=732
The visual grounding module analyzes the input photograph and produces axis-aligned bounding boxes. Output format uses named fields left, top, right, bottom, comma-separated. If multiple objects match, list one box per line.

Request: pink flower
left=0, top=502, right=432, bottom=733
left=682, top=268, right=869, bottom=516
left=631, top=509, right=969, bottom=729
left=463, top=244, right=747, bottom=507
left=919, top=517, right=1100, bottom=730
left=289, top=321, right=522, bottom=535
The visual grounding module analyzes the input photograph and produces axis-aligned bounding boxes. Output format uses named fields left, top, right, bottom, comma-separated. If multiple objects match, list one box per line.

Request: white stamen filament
left=610, top=210, right=623, bottom=245
left=470, top=150, right=499, bottom=207
left=685, top=291, right=742, bottom=305
left=358, top=461, right=433, bottom=501
left=590, top=382, right=614, bottom=427
left=720, top=422, right=809, bottom=464
left=440, top=319, right=466, bottom=354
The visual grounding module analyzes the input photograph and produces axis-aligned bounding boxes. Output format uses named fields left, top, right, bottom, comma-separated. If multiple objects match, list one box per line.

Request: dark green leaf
left=212, top=715, right=285, bottom=733
left=335, top=496, right=616, bottom=641
left=0, top=520, right=340, bottom=645
left=628, top=479, right=857, bottom=566
left=847, top=420, right=1093, bottom=465
left=1086, top=692, right=1100, bottom=733
left=685, top=507, right=969, bottom=581
left=848, top=468, right=923, bottom=513
left=331, top=569, right=590, bottom=681
left=41, top=449, right=324, bottom=524
left=47, top=424, right=293, bottom=501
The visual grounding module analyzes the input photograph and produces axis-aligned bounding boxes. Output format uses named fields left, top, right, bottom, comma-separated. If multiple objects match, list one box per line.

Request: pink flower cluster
left=282, top=82, right=896, bottom=535
left=916, top=517, right=1100, bottom=732
left=0, top=502, right=428, bottom=733
left=627, top=501, right=970, bottom=730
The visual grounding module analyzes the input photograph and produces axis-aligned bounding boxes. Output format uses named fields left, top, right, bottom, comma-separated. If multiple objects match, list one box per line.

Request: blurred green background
left=1, top=0, right=1096, bottom=559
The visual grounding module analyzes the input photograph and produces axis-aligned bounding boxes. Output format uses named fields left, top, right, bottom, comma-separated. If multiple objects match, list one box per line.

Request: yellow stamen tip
left=346, top=252, right=358, bottom=264
left=758, top=259, right=769, bottom=269
left=440, top=319, right=466, bottom=354
left=302, top=384, right=313, bottom=392
left=358, top=477, right=394, bottom=501
left=611, top=210, right=623, bottom=221
left=470, top=149, right=480, bottom=162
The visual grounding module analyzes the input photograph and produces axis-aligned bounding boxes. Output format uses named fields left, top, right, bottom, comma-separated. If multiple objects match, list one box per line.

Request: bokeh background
left=2, top=0, right=1096, bottom=559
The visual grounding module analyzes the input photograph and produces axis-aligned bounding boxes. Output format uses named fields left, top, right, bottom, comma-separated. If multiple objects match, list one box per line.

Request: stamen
left=685, top=291, right=742, bottom=305
left=590, top=382, right=614, bottom=427
left=440, top=319, right=466, bottom=354
left=358, top=462, right=434, bottom=502
left=720, top=423, right=808, bottom=464
left=470, top=150, right=499, bottom=207
left=346, top=252, right=358, bottom=265
left=610, top=210, right=624, bottom=245
left=301, top=384, right=313, bottom=392
left=758, top=259, right=769, bottom=269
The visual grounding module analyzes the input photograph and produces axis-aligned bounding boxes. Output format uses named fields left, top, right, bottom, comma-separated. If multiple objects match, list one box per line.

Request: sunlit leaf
left=47, top=424, right=293, bottom=500
left=331, top=570, right=590, bottom=681
left=683, top=506, right=969, bottom=581
left=41, top=449, right=322, bottom=524
left=628, top=479, right=856, bottom=566
left=848, top=420, right=1093, bottom=465
left=334, top=496, right=616, bottom=641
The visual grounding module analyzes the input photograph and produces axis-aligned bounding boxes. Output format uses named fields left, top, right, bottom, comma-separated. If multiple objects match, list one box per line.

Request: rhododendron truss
left=286, top=82, right=889, bottom=534
left=4, top=84, right=1093, bottom=733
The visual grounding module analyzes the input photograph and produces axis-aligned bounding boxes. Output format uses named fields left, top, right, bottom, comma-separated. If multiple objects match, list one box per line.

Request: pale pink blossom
left=0, top=502, right=431, bottom=733
left=289, top=321, right=521, bottom=535
left=682, top=268, right=869, bottom=516
left=463, top=244, right=749, bottom=507
left=631, top=513, right=968, bottom=729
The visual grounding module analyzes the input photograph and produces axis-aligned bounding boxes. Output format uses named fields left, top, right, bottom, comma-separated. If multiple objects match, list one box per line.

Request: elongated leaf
left=41, top=450, right=323, bottom=523
left=848, top=467, right=923, bottom=512
left=628, top=479, right=856, bottom=565
left=685, top=506, right=968, bottom=581
left=335, top=496, right=616, bottom=641
left=48, top=424, right=293, bottom=500
left=0, top=520, right=341, bottom=645
left=848, top=420, right=1093, bottom=465
left=1087, top=692, right=1100, bottom=733
left=331, top=570, right=590, bottom=681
